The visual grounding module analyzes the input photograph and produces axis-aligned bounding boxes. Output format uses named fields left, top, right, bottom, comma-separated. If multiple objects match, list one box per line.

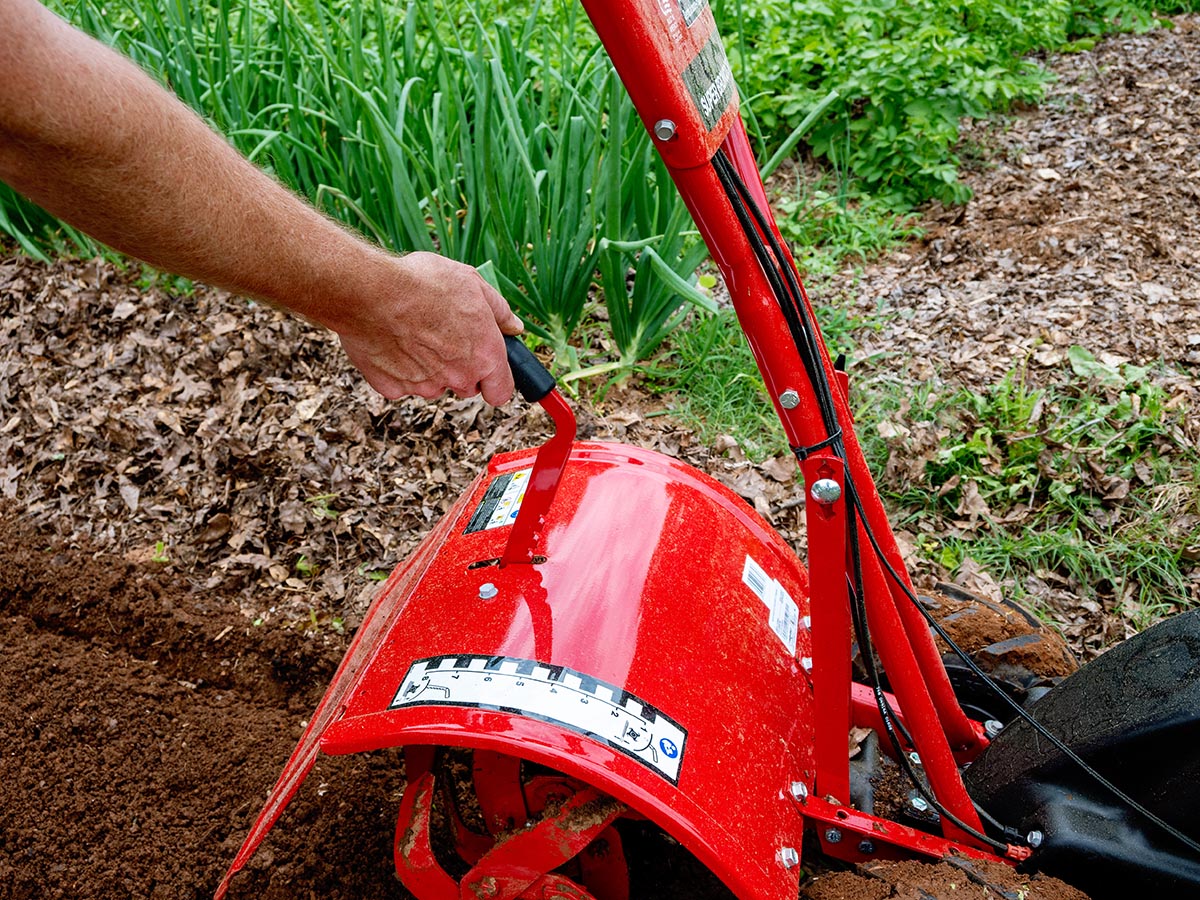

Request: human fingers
left=477, top=346, right=516, bottom=407
left=475, top=275, right=524, bottom=336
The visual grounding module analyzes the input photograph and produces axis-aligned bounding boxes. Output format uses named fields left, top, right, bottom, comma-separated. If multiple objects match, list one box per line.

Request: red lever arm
left=500, top=336, right=576, bottom=566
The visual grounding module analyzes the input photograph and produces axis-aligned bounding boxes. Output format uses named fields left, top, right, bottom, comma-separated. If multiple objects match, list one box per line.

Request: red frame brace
left=581, top=0, right=988, bottom=844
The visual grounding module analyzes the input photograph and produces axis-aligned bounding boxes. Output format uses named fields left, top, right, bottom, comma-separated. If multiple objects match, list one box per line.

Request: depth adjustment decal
left=390, top=655, right=689, bottom=783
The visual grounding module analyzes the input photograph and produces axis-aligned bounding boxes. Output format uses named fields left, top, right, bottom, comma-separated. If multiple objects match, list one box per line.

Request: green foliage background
left=715, top=0, right=1193, bottom=205
left=1, top=0, right=1196, bottom=359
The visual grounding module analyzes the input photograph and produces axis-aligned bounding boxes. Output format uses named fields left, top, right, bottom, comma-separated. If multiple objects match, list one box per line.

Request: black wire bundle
left=709, top=148, right=1200, bottom=858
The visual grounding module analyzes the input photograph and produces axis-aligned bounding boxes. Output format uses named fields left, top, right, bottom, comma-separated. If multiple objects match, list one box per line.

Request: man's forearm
left=0, top=0, right=383, bottom=330
left=0, top=0, right=521, bottom=403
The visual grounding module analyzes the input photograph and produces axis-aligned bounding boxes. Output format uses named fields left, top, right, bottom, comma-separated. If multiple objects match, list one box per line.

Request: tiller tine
left=395, top=748, right=628, bottom=900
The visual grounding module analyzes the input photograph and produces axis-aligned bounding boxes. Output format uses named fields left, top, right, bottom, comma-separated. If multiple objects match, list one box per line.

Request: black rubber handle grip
left=505, top=335, right=556, bottom=403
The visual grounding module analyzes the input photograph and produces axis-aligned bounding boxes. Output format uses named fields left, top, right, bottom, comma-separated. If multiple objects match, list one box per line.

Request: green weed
left=864, top=353, right=1200, bottom=619
left=715, top=0, right=1174, bottom=206
left=644, top=303, right=861, bottom=462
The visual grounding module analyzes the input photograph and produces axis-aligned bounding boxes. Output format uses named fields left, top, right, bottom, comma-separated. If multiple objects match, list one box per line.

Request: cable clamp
left=791, top=429, right=842, bottom=461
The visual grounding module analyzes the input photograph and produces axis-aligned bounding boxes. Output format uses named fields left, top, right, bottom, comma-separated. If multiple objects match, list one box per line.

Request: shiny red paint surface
left=315, top=441, right=814, bottom=899
left=580, top=0, right=985, bottom=830
left=797, top=794, right=1005, bottom=866
left=580, top=0, right=740, bottom=170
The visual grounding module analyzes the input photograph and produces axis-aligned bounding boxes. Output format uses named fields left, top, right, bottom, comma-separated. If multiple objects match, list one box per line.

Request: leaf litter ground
left=4, top=16, right=1199, bottom=900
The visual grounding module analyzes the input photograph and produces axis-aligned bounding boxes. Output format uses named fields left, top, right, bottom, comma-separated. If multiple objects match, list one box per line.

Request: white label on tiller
left=390, top=655, right=688, bottom=783
left=743, top=554, right=800, bottom=655
left=464, top=468, right=531, bottom=533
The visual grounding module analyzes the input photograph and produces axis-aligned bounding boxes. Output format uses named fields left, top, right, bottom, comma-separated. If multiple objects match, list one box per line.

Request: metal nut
left=857, top=839, right=875, bottom=854
left=1027, top=829, right=1044, bottom=848
left=810, top=478, right=842, bottom=505
left=478, top=583, right=499, bottom=600
left=910, top=795, right=930, bottom=813
left=778, top=846, right=800, bottom=868
left=908, top=751, right=922, bottom=767
left=984, top=719, right=1004, bottom=738
left=779, top=389, right=801, bottom=409
left=800, top=656, right=813, bottom=672
left=653, top=118, right=677, bottom=141
left=789, top=781, right=808, bottom=801
left=824, top=828, right=842, bottom=844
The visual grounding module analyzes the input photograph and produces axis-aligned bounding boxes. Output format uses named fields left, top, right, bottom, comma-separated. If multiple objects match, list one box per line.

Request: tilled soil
left=0, top=515, right=1087, bottom=900
left=4, top=15, right=1200, bottom=900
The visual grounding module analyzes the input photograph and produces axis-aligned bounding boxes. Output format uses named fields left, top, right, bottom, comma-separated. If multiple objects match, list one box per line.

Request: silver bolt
left=789, top=781, right=808, bottom=801
left=802, top=615, right=811, bottom=629
left=810, top=478, right=842, bottom=505
left=984, top=719, right=1004, bottom=738
left=800, top=656, right=813, bottom=672
left=778, top=846, right=800, bottom=868
left=653, top=119, right=677, bottom=141
left=1027, top=830, right=1044, bottom=848
left=478, top=583, right=499, bottom=600
left=824, top=828, right=842, bottom=844
left=779, top=389, right=801, bottom=409
left=910, top=796, right=930, bottom=813
left=908, top=751, right=922, bottom=767
left=858, top=839, right=875, bottom=854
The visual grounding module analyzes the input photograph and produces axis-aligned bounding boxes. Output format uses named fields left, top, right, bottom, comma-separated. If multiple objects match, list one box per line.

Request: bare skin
left=0, top=0, right=521, bottom=404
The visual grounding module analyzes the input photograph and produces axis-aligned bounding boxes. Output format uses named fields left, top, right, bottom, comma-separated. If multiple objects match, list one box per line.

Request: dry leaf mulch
left=0, top=258, right=811, bottom=626
left=817, top=15, right=1200, bottom=652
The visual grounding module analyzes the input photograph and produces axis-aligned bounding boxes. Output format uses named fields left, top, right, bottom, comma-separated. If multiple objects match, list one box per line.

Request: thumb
left=486, top=289, right=524, bottom=336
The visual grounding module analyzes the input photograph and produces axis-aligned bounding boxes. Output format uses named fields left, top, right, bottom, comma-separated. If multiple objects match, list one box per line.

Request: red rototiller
left=217, top=2, right=1200, bottom=897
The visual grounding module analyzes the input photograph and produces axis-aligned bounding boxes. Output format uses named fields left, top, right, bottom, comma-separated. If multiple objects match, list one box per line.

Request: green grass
left=643, top=298, right=865, bottom=463
left=771, top=168, right=924, bottom=277
left=858, top=352, right=1200, bottom=622
left=653, top=284, right=1200, bottom=622
left=642, top=310, right=790, bottom=463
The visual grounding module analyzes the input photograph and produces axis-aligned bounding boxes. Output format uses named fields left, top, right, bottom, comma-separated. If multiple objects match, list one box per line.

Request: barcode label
left=768, top=581, right=799, bottom=655
left=743, top=554, right=800, bottom=655
left=742, top=555, right=770, bottom=603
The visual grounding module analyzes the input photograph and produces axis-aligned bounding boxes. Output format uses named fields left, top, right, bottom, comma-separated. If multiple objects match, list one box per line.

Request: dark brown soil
left=803, top=858, right=1088, bottom=900
left=0, top=512, right=410, bottom=900
left=0, top=516, right=1088, bottom=900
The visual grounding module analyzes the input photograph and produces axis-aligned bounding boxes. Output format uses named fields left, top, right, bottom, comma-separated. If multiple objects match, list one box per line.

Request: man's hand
left=334, top=252, right=522, bottom=406
left=0, top=0, right=521, bottom=404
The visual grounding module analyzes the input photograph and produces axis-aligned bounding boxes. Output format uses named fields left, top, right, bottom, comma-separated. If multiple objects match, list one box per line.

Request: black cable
left=849, top=484, right=1200, bottom=857
left=714, top=147, right=1200, bottom=859
left=713, top=150, right=1010, bottom=853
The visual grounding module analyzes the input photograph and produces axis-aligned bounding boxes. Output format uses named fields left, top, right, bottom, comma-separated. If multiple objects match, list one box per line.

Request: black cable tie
left=791, top=428, right=843, bottom=461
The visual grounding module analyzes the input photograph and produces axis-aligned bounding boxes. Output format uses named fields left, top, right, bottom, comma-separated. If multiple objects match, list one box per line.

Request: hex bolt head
left=778, top=846, right=800, bottom=868
left=1027, top=829, right=1045, bottom=848
left=984, top=719, right=1004, bottom=738
left=857, top=839, right=876, bottom=854
left=824, top=828, right=843, bottom=844
left=908, top=751, right=922, bottom=767
left=478, top=583, right=499, bottom=600
left=779, top=389, right=801, bottom=409
left=910, top=795, right=930, bottom=813
left=810, top=478, right=842, bottom=505
left=800, top=656, right=813, bottom=672
left=789, top=781, right=808, bottom=801
left=653, top=118, right=677, bottom=141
